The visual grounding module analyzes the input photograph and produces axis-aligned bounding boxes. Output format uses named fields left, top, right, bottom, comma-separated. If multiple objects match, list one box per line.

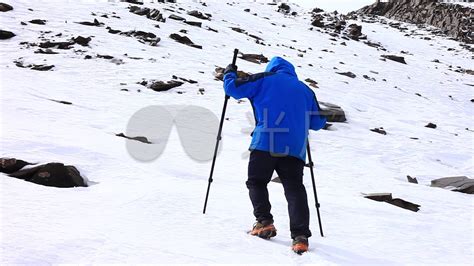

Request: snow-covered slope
left=1, top=0, right=473, bottom=264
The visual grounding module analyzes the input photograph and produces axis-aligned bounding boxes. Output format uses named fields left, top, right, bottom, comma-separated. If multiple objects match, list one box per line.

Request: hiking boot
left=249, top=220, right=277, bottom=239
left=292, top=235, right=309, bottom=254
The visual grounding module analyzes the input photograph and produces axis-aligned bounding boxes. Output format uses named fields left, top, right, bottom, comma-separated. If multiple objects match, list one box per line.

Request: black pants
left=247, top=150, right=312, bottom=239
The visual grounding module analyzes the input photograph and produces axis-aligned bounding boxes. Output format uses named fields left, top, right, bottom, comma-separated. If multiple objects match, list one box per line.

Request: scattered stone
left=128, top=5, right=165, bottom=22
left=116, top=133, right=151, bottom=144
left=50, top=99, right=72, bottom=105
left=0, top=2, right=13, bottom=12
left=407, top=175, right=418, bottom=184
left=381, top=55, right=406, bottom=64
left=431, top=176, right=474, bottom=194
left=231, top=27, right=246, bottom=34
left=121, top=0, right=143, bottom=4
left=0, top=158, right=32, bottom=174
left=172, top=75, right=197, bottom=84
left=305, top=78, right=318, bottom=88
left=184, top=21, right=202, bottom=27
left=370, top=127, right=387, bottom=135
left=14, top=59, right=54, bottom=71
left=278, top=3, right=291, bottom=14
left=169, top=14, right=186, bottom=21
left=0, top=30, right=15, bottom=40
left=122, top=30, right=161, bottom=46
left=319, top=102, right=346, bottom=122
left=425, top=122, right=437, bottom=129
left=214, top=67, right=251, bottom=81
left=206, top=26, right=218, bottom=33
left=139, top=79, right=184, bottom=92
left=169, top=33, right=202, bottom=49
left=239, top=53, right=268, bottom=64
left=8, top=162, right=88, bottom=188
left=34, top=48, right=58, bottom=54
left=345, top=24, right=366, bottom=40
left=39, top=41, right=73, bottom=49
left=187, top=10, right=211, bottom=20
left=364, top=193, right=420, bottom=212
left=72, top=36, right=92, bottom=46
left=76, top=18, right=103, bottom=27
left=244, top=8, right=250, bottom=12
left=337, top=71, right=356, bottom=78
left=29, top=19, right=46, bottom=25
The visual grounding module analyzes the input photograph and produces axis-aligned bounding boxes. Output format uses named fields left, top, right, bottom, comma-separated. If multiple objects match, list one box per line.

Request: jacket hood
left=265, top=56, right=297, bottom=77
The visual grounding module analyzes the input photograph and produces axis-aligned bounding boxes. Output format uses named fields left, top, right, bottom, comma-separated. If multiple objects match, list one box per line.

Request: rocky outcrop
left=364, top=193, right=420, bottom=212
left=319, top=102, right=347, bottom=123
left=355, top=0, right=473, bottom=44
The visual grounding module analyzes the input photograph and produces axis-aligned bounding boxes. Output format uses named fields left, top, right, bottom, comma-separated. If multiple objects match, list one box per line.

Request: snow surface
left=1, top=0, right=473, bottom=264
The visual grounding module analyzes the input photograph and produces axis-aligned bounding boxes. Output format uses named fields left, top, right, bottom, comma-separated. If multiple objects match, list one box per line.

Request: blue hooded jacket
left=223, top=56, right=326, bottom=161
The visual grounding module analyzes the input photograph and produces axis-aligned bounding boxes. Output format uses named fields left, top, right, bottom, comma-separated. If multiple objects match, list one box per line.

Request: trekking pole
left=203, top=48, right=239, bottom=214
left=307, top=142, right=324, bottom=237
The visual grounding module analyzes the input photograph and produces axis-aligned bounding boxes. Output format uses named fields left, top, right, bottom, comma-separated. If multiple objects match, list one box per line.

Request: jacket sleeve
left=223, top=72, right=264, bottom=100
left=309, top=94, right=327, bottom=131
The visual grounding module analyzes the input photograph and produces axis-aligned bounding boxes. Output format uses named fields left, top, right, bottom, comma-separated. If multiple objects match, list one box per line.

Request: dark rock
left=169, top=33, right=202, bottom=49
left=184, top=21, right=202, bottom=27
left=72, top=36, right=92, bottom=46
left=179, top=29, right=187, bottom=34
left=364, top=193, right=420, bottom=212
left=319, top=102, right=346, bottom=122
left=244, top=8, right=250, bottom=12
left=354, top=0, right=473, bottom=44
left=305, top=78, right=318, bottom=88
left=370, top=127, right=387, bottom=135
left=30, top=64, right=55, bottom=71
left=431, top=176, right=474, bottom=194
left=128, top=5, right=165, bottom=22
left=278, top=3, right=291, bottom=14
left=172, top=75, right=198, bottom=84
left=239, top=53, right=268, bottom=64
left=311, top=18, right=324, bottom=28
left=121, top=0, right=143, bottom=4
left=187, top=10, right=211, bottom=20
left=76, top=18, right=103, bottom=27
left=312, top=7, right=324, bottom=13
left=29, top=19, right=46, bottom=25
left=122, top=30, right=161, bottom=46
left=0, top=30, right=15, bottom=40
left=346, top=23, right=364, bottom=40
left=214, top=67, right=251, bottom=81
left=381, top=55, right=406, bottom=64
left=39, top=41, right=73, bottom=49
left=206, top=26, right=218, bottom=33
left=8, top=162, right=87, bottom=188
left=97, top=54, right=114, bottom=59
left=337, top=71, right=356, bottom=78
left=407, top=175, right=418, bottom=184
left=425, top=122, right=437, bottom=129
left=231, top=27, right=246, bottom=34
left=34, top=48, right=58, bottom=54
left=169, top=14, right=186, bottom=21
left=0, top=158, right=32, bottom=174
left=139, top=79, right=184, bottom=92
left=0, top=3, right=13, bottom=12
left=50, top=99, right=72, bottom=105
left=116, top=133, right=151, bottom=144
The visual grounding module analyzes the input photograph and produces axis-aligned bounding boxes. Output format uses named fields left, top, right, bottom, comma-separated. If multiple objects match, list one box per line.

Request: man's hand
left=224, top=64, right=238, bottom=75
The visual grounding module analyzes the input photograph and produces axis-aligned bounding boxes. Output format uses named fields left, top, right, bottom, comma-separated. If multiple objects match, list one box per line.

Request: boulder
left=0, top=2, right=13, bottom=12
left=169, top=33, right=202, bottom=49
left=0, top=158, right=32, bottom=174
left=407, top=175, right=418, bottom=184
left=8, top=163, right=87, bottom=188
left=319, top=102, right=346, bottom=122
left=431, top=176, right=474, bottom=194
left=187, top=10, right=211, bottom=20
left=214, top=67, right=251, bottom=81
left=381, top=55, right=407, bottom=64
left=139, top=79, right=184, bottom=92
left=29, top=19, right=46, bottom=25
left=0, top=29, right=15, bottom=40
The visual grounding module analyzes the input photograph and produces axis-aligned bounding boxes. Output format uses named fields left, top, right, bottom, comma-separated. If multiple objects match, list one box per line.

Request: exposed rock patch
left=431, top=176, right=474, bottom=194
left=139, top=79, right=184, bottom=92
left=129, top=5, right=165, bottom=22
left=0, top=29, right=15, bottom=40
left=337, top=71, right=356, bottom=78
left=116, top=133, right=151, bottom=144
left=29, top=19, right=46, bottom=25
left=238, top=53, right=269, bottom=64
left=364, top=193, right=420, bottom=212
left=0, top=2, right=13, bottom=12
left=381, top=55, right=407, bottom=64
left=319, top=102, right=346, bottom=122
left=187, top=10, right=211, bottom=20
left=370, top=127, right=387, bottom=135
left=14, top=59, right=54, bottom=71
left=214, top=67, right=251, bottom=81
left=1, top=158, right=88, bottom=188
left=169, top=33, right=202, bottom=49
left=76, top=18, right=104, bottom=27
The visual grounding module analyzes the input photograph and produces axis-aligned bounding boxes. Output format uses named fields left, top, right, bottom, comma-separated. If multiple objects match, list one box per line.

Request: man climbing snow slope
left=223, top=56, right=326, bottom=254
